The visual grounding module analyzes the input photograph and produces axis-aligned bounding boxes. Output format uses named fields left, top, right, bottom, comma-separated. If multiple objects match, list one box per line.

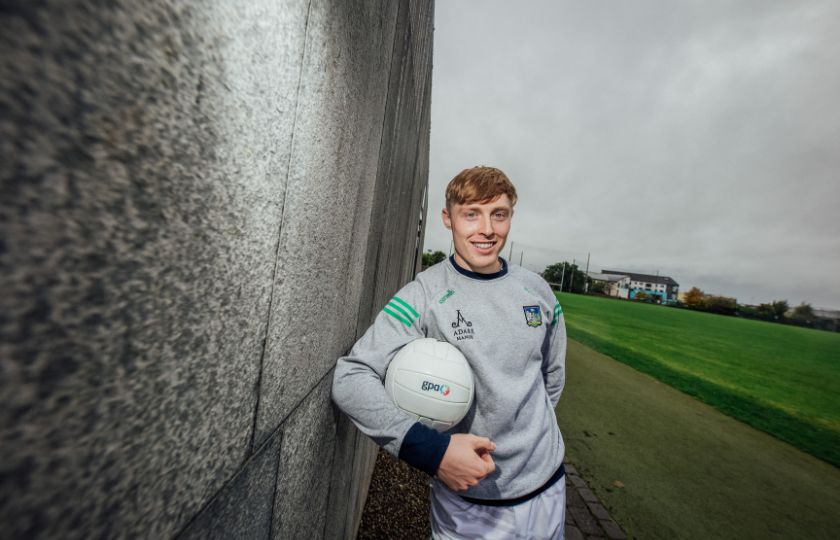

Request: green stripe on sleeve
left=387, top=300, right=415, bottom=322
left=391, top=296, right=420, bottom=318
left=383, top=306, right=412, bottom=327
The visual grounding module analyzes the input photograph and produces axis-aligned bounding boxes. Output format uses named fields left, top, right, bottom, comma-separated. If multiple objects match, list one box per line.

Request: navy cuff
left=398, top=422, right=451, bottom=476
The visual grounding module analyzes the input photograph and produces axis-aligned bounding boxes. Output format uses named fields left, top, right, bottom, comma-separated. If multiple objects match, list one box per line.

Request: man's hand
left=436, top=434, right=496, bottom=492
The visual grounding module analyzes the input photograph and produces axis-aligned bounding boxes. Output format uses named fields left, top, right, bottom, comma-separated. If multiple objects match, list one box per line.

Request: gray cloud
left=426, top=0, right=840, bottom=308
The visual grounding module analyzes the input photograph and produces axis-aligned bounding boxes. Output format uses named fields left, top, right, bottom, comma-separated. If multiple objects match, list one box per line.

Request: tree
left=790, top=302, right=815, bottom=324
left=543, top=262, right=587, bottom=293
left=737, top=304, right=758, bottom=319
left=422, top=250, right=446, bottom=268
left=683, top=287, right=705, bottom=309
left=703, top=295, right=738, bottom=316
left=756, top=300, right=789, bottom=321
left=772, top=300, right=789, bottom=321
left=756, top=303, right=776, bottom=320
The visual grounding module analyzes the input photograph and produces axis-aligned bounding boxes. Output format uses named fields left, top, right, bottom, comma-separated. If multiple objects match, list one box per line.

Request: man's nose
left=479, top=215, right=493, bottom=236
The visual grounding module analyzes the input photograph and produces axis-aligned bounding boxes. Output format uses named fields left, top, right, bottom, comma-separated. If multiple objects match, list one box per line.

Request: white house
left=600, top=269, right=680, bottom=304
left=586, top=272, right=631, bottom=299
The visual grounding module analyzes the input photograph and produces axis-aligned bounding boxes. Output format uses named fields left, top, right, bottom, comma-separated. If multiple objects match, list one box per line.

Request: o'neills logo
left=421, top=380, right=451, bottom=396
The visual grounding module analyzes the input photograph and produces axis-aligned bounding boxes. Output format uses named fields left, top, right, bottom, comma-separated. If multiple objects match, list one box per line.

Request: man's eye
left=494, top=212, right=507, bottom=219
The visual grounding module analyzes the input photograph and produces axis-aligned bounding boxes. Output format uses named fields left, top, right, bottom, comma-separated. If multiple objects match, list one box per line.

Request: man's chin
left=468, top=245, right=499, bottom=259
left=454, top=248, right=501, bottom=272
left=470, top=254, right=502, bottom=272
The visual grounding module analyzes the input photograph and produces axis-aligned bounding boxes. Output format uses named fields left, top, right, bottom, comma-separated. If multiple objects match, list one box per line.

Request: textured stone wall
left=0, top=1, right=433, bottom=538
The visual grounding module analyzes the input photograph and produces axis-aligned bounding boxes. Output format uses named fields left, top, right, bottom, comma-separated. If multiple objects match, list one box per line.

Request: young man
left=332, top=166, right=567, bottom=539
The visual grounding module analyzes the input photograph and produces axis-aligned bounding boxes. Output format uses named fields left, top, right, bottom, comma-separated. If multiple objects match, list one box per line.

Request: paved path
left=563, top=459, right=626, bottom=540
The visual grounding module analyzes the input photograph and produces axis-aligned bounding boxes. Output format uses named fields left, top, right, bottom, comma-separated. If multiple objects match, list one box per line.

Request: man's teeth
left=473, top=242, right=494, bottom=249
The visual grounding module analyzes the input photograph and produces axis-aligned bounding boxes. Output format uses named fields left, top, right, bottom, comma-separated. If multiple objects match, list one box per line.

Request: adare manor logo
left=451, top=309, right=474, bottom=341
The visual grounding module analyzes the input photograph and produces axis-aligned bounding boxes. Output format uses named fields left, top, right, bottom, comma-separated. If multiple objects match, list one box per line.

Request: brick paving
left=563, top=461, right=627, bottom=540
left=359, top=449, right=628, bottom=539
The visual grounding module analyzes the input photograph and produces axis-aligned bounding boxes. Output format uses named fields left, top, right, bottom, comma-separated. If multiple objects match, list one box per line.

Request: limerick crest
left=523, top=306, right=542, bottom=327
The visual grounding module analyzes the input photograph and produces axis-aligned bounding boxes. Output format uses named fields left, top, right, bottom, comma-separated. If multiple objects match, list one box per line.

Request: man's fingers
left=471, top=436, right=496, bottom=451
left=479, top=453, right=496, bottom=474
left=471, top=435, right=497, bottom=476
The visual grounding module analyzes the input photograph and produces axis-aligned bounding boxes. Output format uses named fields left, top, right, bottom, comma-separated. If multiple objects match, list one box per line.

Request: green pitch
left=555, top=292, right=840, bottom=467
left=557, top=341, right=840, bottom=539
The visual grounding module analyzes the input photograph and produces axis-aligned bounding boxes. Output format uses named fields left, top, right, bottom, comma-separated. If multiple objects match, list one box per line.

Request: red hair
left=445, top=166, right=518, bottom=209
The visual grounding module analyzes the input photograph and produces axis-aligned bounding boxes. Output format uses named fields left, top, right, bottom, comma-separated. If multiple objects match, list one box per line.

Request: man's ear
left=442, top=207, right=452, bottom=230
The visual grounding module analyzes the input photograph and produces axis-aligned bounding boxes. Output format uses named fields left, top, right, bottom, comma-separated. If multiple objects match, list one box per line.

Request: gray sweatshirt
left=331, top=256, right=566, bottom=501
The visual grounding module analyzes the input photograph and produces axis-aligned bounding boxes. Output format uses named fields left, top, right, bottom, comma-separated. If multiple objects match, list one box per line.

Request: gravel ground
left=357, top=449, right=431, bottom=539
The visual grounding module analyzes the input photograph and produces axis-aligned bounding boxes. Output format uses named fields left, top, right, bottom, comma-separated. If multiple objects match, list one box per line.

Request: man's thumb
left=471, top=436, right=496, bottom=451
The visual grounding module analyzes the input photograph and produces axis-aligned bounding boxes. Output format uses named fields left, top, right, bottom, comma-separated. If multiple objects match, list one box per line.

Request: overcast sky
left=425, top=0, right=840, bottom=308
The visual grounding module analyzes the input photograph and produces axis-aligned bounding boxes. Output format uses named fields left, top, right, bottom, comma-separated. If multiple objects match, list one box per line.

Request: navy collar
left=449, top=255, right=508, bottom=280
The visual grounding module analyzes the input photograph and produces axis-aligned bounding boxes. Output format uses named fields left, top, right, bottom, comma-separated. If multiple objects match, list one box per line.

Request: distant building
left=601, top=269, right=680, bottom=304
left=586, top=272, right=631, bottom=299
left=814, top=308, right=840, bottom=332
left=813, top=307, right=840, bottom=320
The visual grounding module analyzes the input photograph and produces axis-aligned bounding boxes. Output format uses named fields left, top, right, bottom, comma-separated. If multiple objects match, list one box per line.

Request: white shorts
left=429, top=477, right=566, bottom=540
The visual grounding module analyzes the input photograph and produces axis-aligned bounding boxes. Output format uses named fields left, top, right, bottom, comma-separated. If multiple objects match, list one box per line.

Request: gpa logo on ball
left=421, top=380, right=451, bottom=396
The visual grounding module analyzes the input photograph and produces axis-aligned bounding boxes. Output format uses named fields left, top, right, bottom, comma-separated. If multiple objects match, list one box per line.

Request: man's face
left=442, top=194, right=513, bottom=274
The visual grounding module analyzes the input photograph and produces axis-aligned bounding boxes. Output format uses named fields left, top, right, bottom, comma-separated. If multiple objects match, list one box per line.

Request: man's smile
left=471, top=241, right=496, bottom=249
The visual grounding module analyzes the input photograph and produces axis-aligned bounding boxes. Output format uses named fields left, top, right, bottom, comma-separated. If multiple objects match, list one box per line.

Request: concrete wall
left=0, top=1, right=433, bottom=538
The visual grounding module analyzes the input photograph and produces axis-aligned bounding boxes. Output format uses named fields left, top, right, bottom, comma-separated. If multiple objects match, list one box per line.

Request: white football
left=384, top=338, right=475, bottom=431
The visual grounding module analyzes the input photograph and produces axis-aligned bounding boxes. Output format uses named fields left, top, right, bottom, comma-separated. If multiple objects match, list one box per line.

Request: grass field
left=555, top=292, right=840, bottom=467
left=557, top=341, right=840, bottom=539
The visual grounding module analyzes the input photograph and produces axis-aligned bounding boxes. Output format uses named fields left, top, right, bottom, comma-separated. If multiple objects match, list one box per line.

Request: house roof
left=601, top=269, right=679, bottom=286
left=587, top=272, right=628, bottom=283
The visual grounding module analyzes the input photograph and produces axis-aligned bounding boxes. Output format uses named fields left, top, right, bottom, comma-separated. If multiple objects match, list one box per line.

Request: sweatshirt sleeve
left=331, top=279, right=451, bottom=476
left=541, top=299, right=567, bottom=409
